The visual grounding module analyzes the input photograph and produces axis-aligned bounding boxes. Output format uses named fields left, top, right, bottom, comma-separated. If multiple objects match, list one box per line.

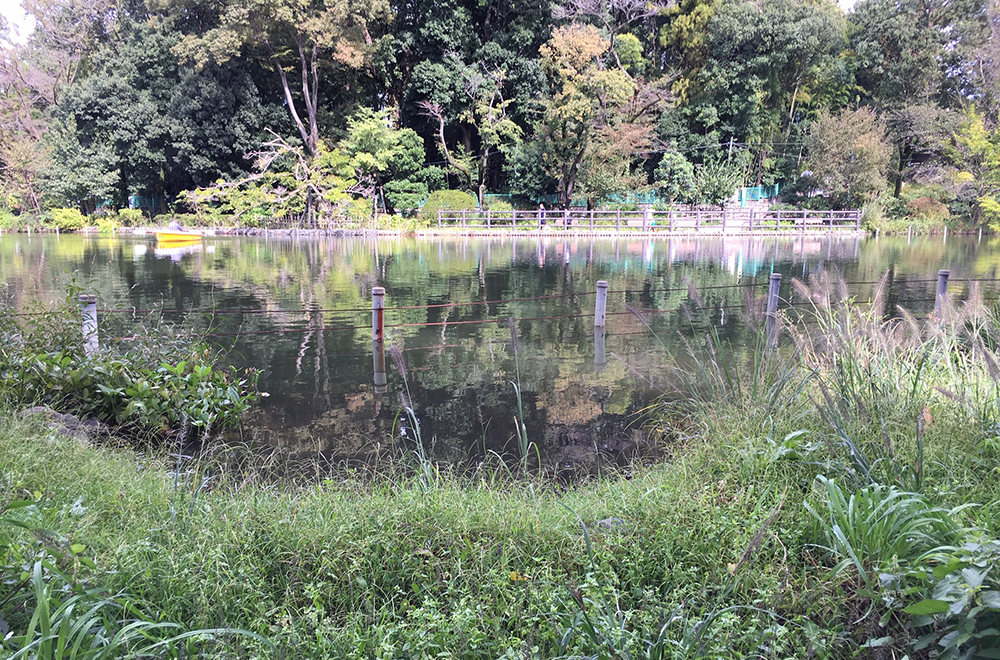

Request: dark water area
left=3, top=232, right=999, bottom=472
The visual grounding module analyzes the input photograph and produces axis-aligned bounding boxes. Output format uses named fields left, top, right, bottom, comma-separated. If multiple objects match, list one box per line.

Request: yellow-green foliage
left=419, top=189, right=477, bottom=223
left=45, top=208, right=86, bottom=231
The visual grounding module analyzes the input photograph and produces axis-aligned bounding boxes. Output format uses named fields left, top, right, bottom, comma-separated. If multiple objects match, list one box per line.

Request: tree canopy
left=0, top=0, right=996, bottom=220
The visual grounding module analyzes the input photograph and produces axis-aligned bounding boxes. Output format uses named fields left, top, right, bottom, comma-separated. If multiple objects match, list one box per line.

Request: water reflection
left=3, top=232, right=999, bottom=471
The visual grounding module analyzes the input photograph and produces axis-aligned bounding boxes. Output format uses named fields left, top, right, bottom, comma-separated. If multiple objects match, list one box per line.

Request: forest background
left=1, top=0, right=999, bottom=230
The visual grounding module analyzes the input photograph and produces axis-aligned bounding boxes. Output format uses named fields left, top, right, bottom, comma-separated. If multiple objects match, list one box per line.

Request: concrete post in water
left=766, top=273, right=781, bottom=348
left=943, top=225, right=948, bottom=244
left=373, top=340, right=387, bottom=394
left=80, top=295, right=98, bottom=355
left=935, top=270, right=950, bottom=322
left=594, top=280, right=608, bottom=328
left=594, top=325, right=606, bottom=373
left=372, top=287, right=385, bottom=343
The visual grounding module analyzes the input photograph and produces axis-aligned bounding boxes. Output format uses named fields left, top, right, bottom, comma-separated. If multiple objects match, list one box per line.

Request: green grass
left=2, top=276, right=1000, bottom=658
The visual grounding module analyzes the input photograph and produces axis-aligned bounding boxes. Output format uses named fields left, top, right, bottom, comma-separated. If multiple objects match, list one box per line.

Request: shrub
left=116, top=208, right=144, bottom=226
left=907, top=196, right=950, bottom=225
left=485, top=199, right=513, bottom=212
left=95, top=216, right=119, bottom=234
left=418, top=189, right=477, bottom=223
left=44, top=208, right=86, bottom=232
left=0, top=294, right=258, bottom=440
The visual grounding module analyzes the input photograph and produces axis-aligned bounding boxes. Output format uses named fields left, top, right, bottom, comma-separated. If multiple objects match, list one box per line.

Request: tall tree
left=805, top=107, right=892, bottom=206
left=170, top=0, right=390, bottom=156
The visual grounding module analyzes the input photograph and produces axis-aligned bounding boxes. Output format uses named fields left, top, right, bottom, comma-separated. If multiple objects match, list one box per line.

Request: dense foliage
left=0, top=295, right=258, bottom=439
left=0, top=0, right=999, bottom=224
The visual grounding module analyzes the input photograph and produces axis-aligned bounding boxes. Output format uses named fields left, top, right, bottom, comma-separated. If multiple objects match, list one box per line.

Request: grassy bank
left=3, top=276, right=1000, bottom=658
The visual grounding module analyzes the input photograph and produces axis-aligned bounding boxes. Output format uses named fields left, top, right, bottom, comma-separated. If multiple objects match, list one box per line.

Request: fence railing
left=437, top=208, right=862, bottom=233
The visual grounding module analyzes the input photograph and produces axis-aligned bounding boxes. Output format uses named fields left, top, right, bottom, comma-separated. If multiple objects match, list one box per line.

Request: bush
left=419, top=189, right=477, bottom=223
left=907, top=196, right=950, bottom=225
left=95, top=216, right=119, bottom=234
left=44, top=208, right=86, bottom=232
left=485, top=199, right=513, bottom=212
left=116, top=208, right=144, bottom=226
left=0, top=294, right=258, bottom=440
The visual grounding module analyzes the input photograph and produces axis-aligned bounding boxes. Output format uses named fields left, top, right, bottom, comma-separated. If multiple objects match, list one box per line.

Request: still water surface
left=3, top=233, right=999, bottom=471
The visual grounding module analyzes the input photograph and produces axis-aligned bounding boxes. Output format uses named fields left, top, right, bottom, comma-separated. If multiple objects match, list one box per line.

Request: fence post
left=438, top=210, right=442, bottom=230
left=829, top=209, right=834, bottom=231
left=80, top=295, right=98, bottom=355
left=748, top=209, right=754, bottom=232
left=594, top=325, right=606, bottom=373
left=462, top=209, right=467, bottom=230
left=486, top=209, right=491, bottom=229
left=590, top=209, right=594, bottom=232
left=775, top=209, right=781, bottom=231
left=372, top=287, right=385, bottom=343
left=855, top=211, right=861, bottom=231
left=594, top=281, right=608, bottom=328
left=669, top=209, right=675, bottom=232
left=722, top=208, right=727, bottom=234
left=696, top=209, right=701, bottom=232
left=935, top=270, right=950, bottom=322
left=373, top=339, right=387, bottom=393
left=538, top=209, right=542, bottom=230
left=616, top=210, right=621, bottom=232
left=801, top=210, right=806, bottom=233
left=766, top=274, right=781, bottom=348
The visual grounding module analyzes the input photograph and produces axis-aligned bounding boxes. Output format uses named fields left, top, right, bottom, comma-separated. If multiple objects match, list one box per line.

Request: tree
left=536, top=24, right=637, bottom=207
left=187, top=131, right=359, bottom=226
left=805, top=107, right=892, bottom=206
left=947, top=107, right=1000, bottom=227
left=171, top=0, right=390, bottom=157
left=691, top=155, right=744, bottom=206
left=654, top=151, right=696, bottom=205
left=419, top=62, right=522, bottom=208
left=342, top=107, right=440, bottom=214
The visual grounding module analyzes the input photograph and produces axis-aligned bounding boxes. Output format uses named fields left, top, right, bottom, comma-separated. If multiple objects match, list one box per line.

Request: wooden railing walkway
left=437, top=208, right=862, bottom=233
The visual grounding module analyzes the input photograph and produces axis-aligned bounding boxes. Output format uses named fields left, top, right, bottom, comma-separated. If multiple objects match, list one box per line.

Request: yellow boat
left=153, top=230, right=203, bottom=245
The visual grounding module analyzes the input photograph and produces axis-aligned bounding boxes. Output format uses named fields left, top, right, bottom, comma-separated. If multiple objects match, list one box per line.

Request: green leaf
left=903, top=599, right=950, bottom=615
left=69, top=543, right=85, bottom=555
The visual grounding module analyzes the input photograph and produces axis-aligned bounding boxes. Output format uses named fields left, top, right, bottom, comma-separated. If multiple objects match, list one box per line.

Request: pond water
left=3, top=232, right=999, bottom=472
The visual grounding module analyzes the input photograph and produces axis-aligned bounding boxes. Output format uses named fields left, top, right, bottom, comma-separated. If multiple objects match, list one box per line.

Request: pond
left=3, top=232, right=999, bottom=473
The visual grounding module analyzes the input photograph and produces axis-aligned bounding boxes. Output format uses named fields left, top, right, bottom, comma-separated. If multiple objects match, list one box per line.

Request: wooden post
left=594, top=325, right=606, bottom=373
left=722, top=208, right=727, bottom=234
left=766, top=274, right=781, bottom=348
left=775, top=209, right=781, bottom=231
left=80, top=295, right=98, bottom=355
left=438, top=210, right=442, bottom=230
left=372, top=287, right=385, bottom=343
left=749, top=209, right=754, bottom=232
left=616, top=210, right=621, bottom=232
left=590, top=209, right=594, bottom=232
left=696, top=209, right=701, bottom=232
left=801, top=210, right=806, bottom=233
left=669, top=209, right=675, bottom=232
left=538, top=209, right=542, bottom=230
left=855, top=210, right=861, bottom=231
left=486, top=209, right=491, bottom=229
left=829, top=209, right=834, bottom=231
left=594, top=280, right=608, bottom=328
left=462, top=209, right=467, bottom=230
left=935, top=270, right=949, bottom=322
left=373, top=340, right=387, bottom=393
